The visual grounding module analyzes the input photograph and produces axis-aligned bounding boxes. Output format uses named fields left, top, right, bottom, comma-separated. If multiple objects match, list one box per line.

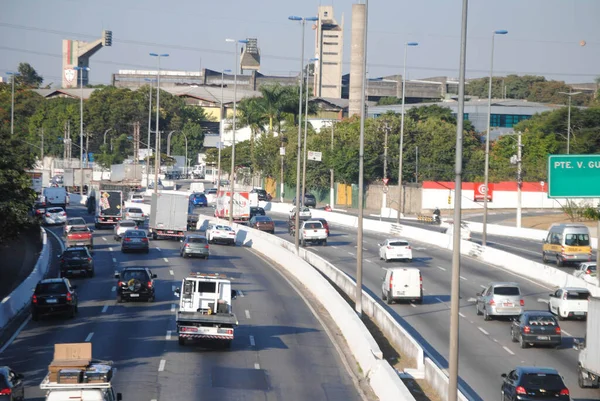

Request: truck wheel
left=386, top=291, right=393, bottom=305
left=178, top=337, right=185, bottom=346
left=542, top=252, right=547, bottom=264
left=556, top=256, right=563, bottom=267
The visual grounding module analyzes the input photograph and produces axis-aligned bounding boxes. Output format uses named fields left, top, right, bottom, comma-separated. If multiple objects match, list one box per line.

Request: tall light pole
left=225, top=39, right=248, bottom=224
left=145, top=78, right=155, bottom=184
left=74, top=66, right=90, bottom=196
left=330, top=120, right=335, bottom=208
left=6, top=72, right=19, bottom=136
left=301, top=57, right=319, bottom=208
left=218, top=69, right=232, bottom=188
left=482, top=29, right=507, bottom=247
left=558, top=90, right=582, bottom=154
left=150, top=53, right=169, bottom=195
left=396, top=42, right=418, bottom=224
left=103, top=128, right=113, bottom=147
left=448, top=1, right=469, bottom=399
left=289, top=15, right=318, bottom=252
left=166, top=130, right=178, bottom=156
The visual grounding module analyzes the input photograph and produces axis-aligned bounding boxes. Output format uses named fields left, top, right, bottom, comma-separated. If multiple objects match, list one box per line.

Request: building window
left=490, top=114, right=531, bottom=128
left=324, top=11, right=328, bottom=17
left=323, top=52, right=338, bottom=55
left=323, top=42, right=339, bottom=46
left=324, top=34, right=338, bottom=38
left=323, top=62, right=338, bottom=66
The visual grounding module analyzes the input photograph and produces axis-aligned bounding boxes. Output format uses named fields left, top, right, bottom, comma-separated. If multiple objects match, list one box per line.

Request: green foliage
left=16, top=62, right=44, bottom=88
left=377, top=97, right=402, bottom=106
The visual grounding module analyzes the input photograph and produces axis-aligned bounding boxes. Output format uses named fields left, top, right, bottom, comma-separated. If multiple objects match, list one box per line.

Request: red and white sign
left=474, top=183, right=493, bottom=202
left=383, top=178, right=390, bottom=186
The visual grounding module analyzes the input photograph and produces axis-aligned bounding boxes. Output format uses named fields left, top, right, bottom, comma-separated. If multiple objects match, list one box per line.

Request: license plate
left=167, top=231, right=174, bottom=234
left=132, top=239, right=141, bottom=243
left=575, top=312, right=585, bottom=315
left=76, top=243, right=84, bottom=245
left=129, top=294, right=139, bottom=297
left=503, top=302, right=513, bottom=307
left=396, top=291, right=405, bottom=295
left=537, top=335, right=549, bottom=340
left=46, top=298, right=58, bottom=304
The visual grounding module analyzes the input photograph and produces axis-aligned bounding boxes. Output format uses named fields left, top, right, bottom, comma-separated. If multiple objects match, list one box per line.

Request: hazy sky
left=2, top=0, right=599, bottom=87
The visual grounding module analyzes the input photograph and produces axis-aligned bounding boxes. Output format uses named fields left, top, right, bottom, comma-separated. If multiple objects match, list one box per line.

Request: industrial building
left=313, top=6, right=344, bottom=98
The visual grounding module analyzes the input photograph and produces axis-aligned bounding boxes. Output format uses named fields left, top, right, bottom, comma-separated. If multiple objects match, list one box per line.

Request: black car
left=31, top=278, right=78, bottom=321
left=249, top=206, right=266, bottom=219
left=121, top=230, right=150, bottom=253
left=510, top=311, right=562, bottom=348
left=292, top=193, right=317, bottom=208
left=115, top=267, right=157, bottom=302
left=250, top=188, right=268, bottom=201
left=501, top=366, right=571, bottom=401
left=59, top=247, right=94, bottom=278
left=0, top=367, right=24, bottom=401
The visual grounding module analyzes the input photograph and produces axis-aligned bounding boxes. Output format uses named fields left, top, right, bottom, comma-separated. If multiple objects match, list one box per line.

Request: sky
left=2, top=0, right=599, bottom=88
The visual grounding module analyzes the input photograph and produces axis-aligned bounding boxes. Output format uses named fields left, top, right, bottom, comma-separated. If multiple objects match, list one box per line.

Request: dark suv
left=250, top=188, right=268, bottom=201
left=501, top=366, right=571, bottom=401
left=59, top=247, right=94, bottom=278
left=292, top=193, right=316, bottom=208
left=115, top=268, right=157, bottom=303
left=31, top=278, right=78, bottom=321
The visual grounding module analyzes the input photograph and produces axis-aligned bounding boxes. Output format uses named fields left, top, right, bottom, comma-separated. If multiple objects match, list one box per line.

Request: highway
left=0, top=204, right=364, bottom=401
left=231, top=207, right=600, bottom=401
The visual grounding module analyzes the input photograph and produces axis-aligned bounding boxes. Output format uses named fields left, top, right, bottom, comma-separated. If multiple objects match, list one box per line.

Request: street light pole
left=330, top=120, right=334, bottom=208
left=218, top=69, right=232, bottom=188
left=74, top=66, right=90, bottom=196
left=558, top=90, right=582, bottom=154
left=397, top=42, right=418, bottom=223
left=301, top=57, right=319, bottom=208
left=150, top=53, right=169, bottom=195
left=517, top=131, right=523, bottom=228
left=7, top=71, right=19, bottom=136
left=145, top=78, right=154, bottom=184
left=448, top=1, right=469, bottom=400
left=482, top=29, right=507, bottom=247
left=382, top=122, right=390, bottom=210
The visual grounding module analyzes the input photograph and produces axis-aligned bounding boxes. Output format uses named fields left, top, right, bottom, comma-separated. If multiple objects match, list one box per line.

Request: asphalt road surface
left=0, top=204, right=363, bottom=401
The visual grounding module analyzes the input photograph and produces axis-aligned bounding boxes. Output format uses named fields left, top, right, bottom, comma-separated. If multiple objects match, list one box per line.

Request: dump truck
left=174, top=272, right=238, bottom=348
left=149, top=193, right=188, bottom=240
left=577, top=296, right=600, bottom=388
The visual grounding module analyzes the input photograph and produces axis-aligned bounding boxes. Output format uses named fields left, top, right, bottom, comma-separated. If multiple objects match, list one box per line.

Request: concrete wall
left=365, top=184, right=421, bottom=214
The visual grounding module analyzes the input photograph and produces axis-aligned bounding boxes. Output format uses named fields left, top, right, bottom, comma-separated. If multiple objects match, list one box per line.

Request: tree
left=16, top=62, right=43, bottom=88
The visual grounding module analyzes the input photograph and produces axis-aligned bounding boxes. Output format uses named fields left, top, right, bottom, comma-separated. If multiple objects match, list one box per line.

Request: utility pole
left=382, top=122, right=390, bottom=210
left=517, top=131, right=523, bottom=228
left=330, top=120, right=334, bottom=208
left=415, top=146, right=419, bottom=183
left=40, top=128, right=44, bottom=161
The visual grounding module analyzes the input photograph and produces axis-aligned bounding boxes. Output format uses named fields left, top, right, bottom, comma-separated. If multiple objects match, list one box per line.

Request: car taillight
left=118, top=281, right=123, bottom=287
left=407, top=246, right=411, bottom=250
left=520, top=299, right=525, bottom=306
left=587, top=269, right=591, bottom=274
left=45, top=213, right=51, bottom=217
left=0, top=388, right=11, bottom=395
left=389, top=274, right=393, bottom=290
left=66, top=293, right=72, bottom=302
left=60, top=212, right=66, bottom=216
left=32, top=294, right=38, bottom=304
left=523, top=326, right=531, bottom=334
left=147, top=281, right=153, bottom=288
left=303, top=231, right=308, bottom=236
left=489, top=299, right=495, bottom=306
left=185, top=243, right=190, bottom=248
left=515, top=386, right=526, bottom=395
left=387, top=246, right=392, bottom=249
left=142, top=238, right=148, bottom=243
left=205, top=245, right=209, bottom=249
left=124, top=238, right=131, bottom=242
left=555, top=326, right=561, bottom=334
left=87, top=258, right=92, bottom=263
left=559, top=388, right=569, bottom=396
left=420, top=275, right=423, bottom=288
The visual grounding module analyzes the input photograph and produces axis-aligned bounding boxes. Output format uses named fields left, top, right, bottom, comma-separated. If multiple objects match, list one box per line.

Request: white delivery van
left=381, top=267, right=423, bottom=304
left=43, top=187, right=70, bottom=208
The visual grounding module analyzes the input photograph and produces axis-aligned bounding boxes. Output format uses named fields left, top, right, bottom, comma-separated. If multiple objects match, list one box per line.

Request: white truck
left=149, top=193, right=189, bottom=240
left=577, top=296, right=600, bottom=388
left=95, top=190, right=123, bottom=228
left=174, top=273, right=238, bottom=348
left=40, top=367, right=122, bottom=401
left=214, top=191, right=255, bottom=222
left=299, top=220, right=328, bottom=247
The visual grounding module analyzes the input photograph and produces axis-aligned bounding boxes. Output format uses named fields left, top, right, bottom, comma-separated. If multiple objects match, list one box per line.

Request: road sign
left=548, top=154, right=600, bottom=197
left=383, top=178, right=390, bottom=185
left=279, top=147, right=285, bottom=156
left=307, top=151, right=322, bottom=161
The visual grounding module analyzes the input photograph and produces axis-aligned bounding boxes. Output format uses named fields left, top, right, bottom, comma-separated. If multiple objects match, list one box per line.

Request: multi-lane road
left=0, top=204, right=364, bottom=401
left=237, top=208, right=600, bottom=401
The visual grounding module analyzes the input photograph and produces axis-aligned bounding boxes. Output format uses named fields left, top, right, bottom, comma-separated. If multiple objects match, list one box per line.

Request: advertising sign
left=474, top=183, right=493, bottom=202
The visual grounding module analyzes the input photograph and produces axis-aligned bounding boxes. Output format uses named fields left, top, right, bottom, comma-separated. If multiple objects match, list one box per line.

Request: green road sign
left=548, top=154, right=600, bottom=198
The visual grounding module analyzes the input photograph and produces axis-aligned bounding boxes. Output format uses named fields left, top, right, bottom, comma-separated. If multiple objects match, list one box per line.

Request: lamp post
left=218, top=69, right=232, bottom=188
left=448, top=1, right=469, bottom=399
left=482, top=29, right=507, bottom=247
left=74, top=66, right=90, bottom=196
left=103, top=128, right=113, bottom=151
left=396, top=42, right=418, bottom=224
left=150, top=53, right=169, bottom=195
left=6, top=71, right=19, bottom=136
left=225, top=39, right=248, bottom=224
left=558, top=90, right=582, bottom=154
left=300, top=57, right=319, bottom=208
left=144, top=78, right=155, bottom=184
left=289, top=15, right=318, bottom=252
left=166, top=130, right=178, bottom=156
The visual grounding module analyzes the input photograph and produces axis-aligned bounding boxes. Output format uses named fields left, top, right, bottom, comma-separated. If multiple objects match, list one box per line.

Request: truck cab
left=174, top=273, right=238, bottom=348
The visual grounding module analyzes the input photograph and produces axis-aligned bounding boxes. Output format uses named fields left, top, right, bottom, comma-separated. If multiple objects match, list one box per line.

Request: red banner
left=474, top=183, right=493, bottom=202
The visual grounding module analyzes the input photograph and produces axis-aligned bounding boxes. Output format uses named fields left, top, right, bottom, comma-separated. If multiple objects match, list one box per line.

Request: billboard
left=473, top=183, right=493, bottom=202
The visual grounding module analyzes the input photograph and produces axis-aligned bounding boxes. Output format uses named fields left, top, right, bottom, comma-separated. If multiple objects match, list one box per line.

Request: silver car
left=180, top=235, right=210, bottom=259
left=43, top=207, right=67, bottom=225
left=476, top=282, right=524, bottom=320
left=124, top=207, right=145, bottom=224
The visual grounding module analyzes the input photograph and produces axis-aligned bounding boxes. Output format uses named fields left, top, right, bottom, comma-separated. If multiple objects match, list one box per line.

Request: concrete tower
left=313, top=6, right=344, bottom=98
left=240, top=38, right=261, bottom=74
left=62, top=30, right=112, bottom=88
left=349, top=4, right=366, bottom=116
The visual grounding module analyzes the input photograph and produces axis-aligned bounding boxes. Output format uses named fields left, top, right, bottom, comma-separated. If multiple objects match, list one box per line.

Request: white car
left=124, top=207, right=145, bottom=223
left=548, top=287, right=591, bottom=320
left=205, top=224, right=236, bottom=245
left=205, top=188, right=218, bottom=203
left=113, top=220, right=139, bottom=241
left=128, top=193, right=145, bottom=203
left=378, top=239, right=413, bottom=262
left=574, top=262, right=597, bottom=279
left=289, top=206, right=311, bottom=220
left=43, top=207, right=67, bottom=225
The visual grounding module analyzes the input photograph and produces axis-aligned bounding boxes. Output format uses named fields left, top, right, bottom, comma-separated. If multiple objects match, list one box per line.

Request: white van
left=43, top=187, right=69, bottom=208
left=46, top=388, right=122, bottom=401
left=446, top=221, right=471, bottom=241
left=381, top=267, right=423, bottom=304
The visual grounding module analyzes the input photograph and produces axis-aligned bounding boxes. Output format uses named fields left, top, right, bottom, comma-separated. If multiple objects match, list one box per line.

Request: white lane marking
left=348, top=252, right=355, bottom=256
left=537, top=298, right=549, bottom=304
left=365, top=259, right=372, bottom=263
left=111, top=286, right=116, bottom=292
left=249, top=335, right=255, bottom=346
left=410, top=303, right=417, bottom=308
left=85, top=332, right=94, bottom=342
left=238, top=290, right=244, bottom=297
left=245, top=310, right=251, bottom=319
left=331, top=245, right=338, bottom=249
left=109, top=247, right=113, bottom=252
left=459, top=276, right=467, bottom=281
left=254, top=363, right=260, bottom=370
left=169, top=270, right=174, bottom=276
left=101, top=305, right=109, bottom=313
left=480, top=285, right=487, bottom=289
left=155, top=247, right=161, bottom=251
left=171, top=304, right=176, bottom=312
left=437, top=266, right=446, bottom=271
left=562, top=330, right=572, bottom=337
left=112, top=258, right=117, bottom=263
left=0, top=316, right=30, bottom=354
left=503, top=346, right=515, bottom=355
left=163, top=257, right=169, bottom=263
left=478, top=327, right=489, bottom=336
left=102, top=237, right=107, bottom=241
left=492, top=338, right=499, bottom=343
left=1, top=296, right=9, bottom=304
left=459, top=312, right=466, bottom=318
left=158, top=360, right=166, bottom=372
left=166, top=331, right=172, bottom=340
left=468, top=298, right=476, bottom=302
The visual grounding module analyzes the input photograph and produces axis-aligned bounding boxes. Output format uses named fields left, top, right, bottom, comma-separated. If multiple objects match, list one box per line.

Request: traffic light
left=103, top=30, right=112, bottom=47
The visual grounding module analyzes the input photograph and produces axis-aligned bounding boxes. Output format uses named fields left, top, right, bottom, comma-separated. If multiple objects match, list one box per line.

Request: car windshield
left=255, top=217, right=271, bottom=222
left=68, top=218, right=85, bottom=225
left=493, top=286, right=520, bottom=296
left=566, top=291, right=590, bottom=300
left=527, top=315, right=557, bottom=325
left=121, top=270, right=148, bottom=281
left=121, top=221, right=137, bottom=227
left=48, top=208, right=63, bottom=213
left=215, top=225, right=232, bottom=231
left=36, top=282, right=68, bottom=294
left=304, top=222, right=322, bottom=229
left=207, top=189, right=217, bottom=194
left=128, top=208, right=143, bottom=213
left=390, top=241, right=409, bottom=247
left=565, top=233, right=590, bottom=246
left=65, top=250, right=88, bottom=258
left=125, top=231, right=145, bottom=237
left=131, top=194, right=143, bottom=199
left=70, top=226, right=88, bottom=233
left=188, top=237, right=207, bottom=244
left=520, top=373, right=564, bottom=390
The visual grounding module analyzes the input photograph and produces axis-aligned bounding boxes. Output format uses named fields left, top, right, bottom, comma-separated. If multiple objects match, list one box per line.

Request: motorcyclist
left=432, top=207, right=441, bottom=223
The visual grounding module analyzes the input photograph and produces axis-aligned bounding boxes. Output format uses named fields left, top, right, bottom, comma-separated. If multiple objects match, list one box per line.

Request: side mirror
left=231, top=289, right=237, bottom=299
left=501, top=373, right=507, bottom=378
left=542, top=238, right=547, bottom=243
left=152, top=274, right=157, bottom=279
left=114, top=272, right=120, bottom=279
left=117, top=393, right=123, bottom=401
left=174, top=288, right=181, bottom=298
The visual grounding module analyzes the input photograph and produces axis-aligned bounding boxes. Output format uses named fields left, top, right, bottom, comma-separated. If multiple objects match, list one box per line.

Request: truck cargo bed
left=177, top=311, right=238, bottom=325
